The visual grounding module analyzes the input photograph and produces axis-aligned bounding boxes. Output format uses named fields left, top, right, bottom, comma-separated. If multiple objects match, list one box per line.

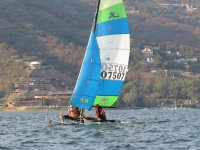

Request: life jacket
left=74, top=109, right=80, bottom=116
left=96, top=107, right=106, bottom=120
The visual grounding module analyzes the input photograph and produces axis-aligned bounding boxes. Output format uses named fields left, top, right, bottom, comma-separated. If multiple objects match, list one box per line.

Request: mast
left=93, top=0, right=101, bottom=31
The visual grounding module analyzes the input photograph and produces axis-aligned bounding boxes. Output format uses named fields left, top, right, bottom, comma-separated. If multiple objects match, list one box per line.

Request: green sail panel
left=93, top=96, right=118, bottom=107
left=97, top=3, right=127, bottom=24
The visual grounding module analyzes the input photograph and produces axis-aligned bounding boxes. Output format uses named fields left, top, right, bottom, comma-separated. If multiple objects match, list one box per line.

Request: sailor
left=59, top=105, right=81, bottom=122
left=95, top=104, right=107, bottom=121
left=68, top=106, right=81, bottom=117
left=67, top=105, right=74, bottom=116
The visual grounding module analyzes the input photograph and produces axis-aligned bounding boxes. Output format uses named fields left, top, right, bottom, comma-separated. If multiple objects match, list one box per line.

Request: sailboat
left=47, top=0, right=130, bottom=125
left=71, top=0, right=130, bottom=111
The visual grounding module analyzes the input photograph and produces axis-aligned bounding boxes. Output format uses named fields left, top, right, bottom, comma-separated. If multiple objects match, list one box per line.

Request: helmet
left=69, top=105, right=73, bottom=108
left=95, top=104, right=100, bottom=108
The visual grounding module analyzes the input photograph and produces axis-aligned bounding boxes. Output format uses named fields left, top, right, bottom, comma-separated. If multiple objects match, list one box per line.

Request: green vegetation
left=121, top=77, right=200, bottom=107
left=0, top=0, right=200, bottom=107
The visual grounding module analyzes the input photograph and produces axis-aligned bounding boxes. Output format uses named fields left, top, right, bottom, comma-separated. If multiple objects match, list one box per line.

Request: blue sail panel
left=97, top=80, right=124, bottom=96
left=71, top=31, right=101, bottom=110
left=95, top=18, right=129, bottom=36
left=73, top=66, right=100, bottom=96
left=71, top=95, right=95, bottom=110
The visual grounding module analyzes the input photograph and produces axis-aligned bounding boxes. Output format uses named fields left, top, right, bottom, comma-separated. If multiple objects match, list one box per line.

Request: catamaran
left=47, top=0, right=130, bottom=125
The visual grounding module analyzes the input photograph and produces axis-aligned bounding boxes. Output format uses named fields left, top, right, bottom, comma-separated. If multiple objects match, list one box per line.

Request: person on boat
left=95, top=104, right=107, bottom=121
left=59, top=105, right=81, bottom=122
left=68, top=106, right=81, bottom=117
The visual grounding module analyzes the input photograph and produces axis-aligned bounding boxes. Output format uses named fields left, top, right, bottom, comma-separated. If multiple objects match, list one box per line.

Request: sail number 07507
left=101, top=71, right=125, bottom=80
left=100, top=64, right=127, bottom=80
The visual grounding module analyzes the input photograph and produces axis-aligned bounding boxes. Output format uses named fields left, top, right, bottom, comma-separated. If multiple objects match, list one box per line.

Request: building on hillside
left=173, top=57, right=198, bottom=64
left=181, top=3, right=197, bottom=12
left=14, top=99, right=43, bottom=106
left=160, top=2, right=197, bottom=12
left=7, top=102, right=15, bottom=107
left=9, top=60, right=70, bottom=106
left=142, top=47, right=154, bottom=57
left=10, top=89, right=27, bottom=95
left=165, top=51, right=172, bottom=55
left=33, top=90, right=73, bottom=106
left=127, top=6, right=140, bottom=14
left=29, top=61, right=49, bottom=70
left=150, top=68, right=168, bottom=77
left=17, top=78, right=66, bottom=91
left=176, top=51, right=180, bottom=56
left=160, top=3, right=180, bottom=7
left=147, top=57, right=154, bottom=63
left=48, top=90, right=73, bottom=100
left=29, top=61, right=41, bottom=70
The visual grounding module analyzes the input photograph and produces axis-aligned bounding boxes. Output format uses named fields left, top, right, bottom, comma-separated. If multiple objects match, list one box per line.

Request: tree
left=4, top=82, right=14, bottom=95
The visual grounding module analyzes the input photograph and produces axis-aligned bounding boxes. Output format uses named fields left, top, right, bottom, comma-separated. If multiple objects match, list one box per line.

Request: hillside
left=0, top=0, right=95, bottom=99
left=0, top=0, right=200, bottom=107
left=0, top=0, right=95, bottom=66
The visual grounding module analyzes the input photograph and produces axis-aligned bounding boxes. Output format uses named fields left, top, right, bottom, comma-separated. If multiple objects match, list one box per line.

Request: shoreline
left=0, top=106, right=68, bottom=112
left=0, top=105, right=196, bottom=112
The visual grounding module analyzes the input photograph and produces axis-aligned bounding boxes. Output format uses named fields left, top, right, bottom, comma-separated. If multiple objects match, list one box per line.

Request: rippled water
left=0, top=108, right=200, bottom=150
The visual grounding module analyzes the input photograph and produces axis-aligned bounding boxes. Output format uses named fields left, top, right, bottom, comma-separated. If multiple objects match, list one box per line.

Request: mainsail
left=71, top=0, right=130, bottom=110
left=94, top=0, right=130, bottom=107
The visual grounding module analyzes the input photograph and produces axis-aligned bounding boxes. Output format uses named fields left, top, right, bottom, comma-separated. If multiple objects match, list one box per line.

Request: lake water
left=0, top=108, right=200, bottom=150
